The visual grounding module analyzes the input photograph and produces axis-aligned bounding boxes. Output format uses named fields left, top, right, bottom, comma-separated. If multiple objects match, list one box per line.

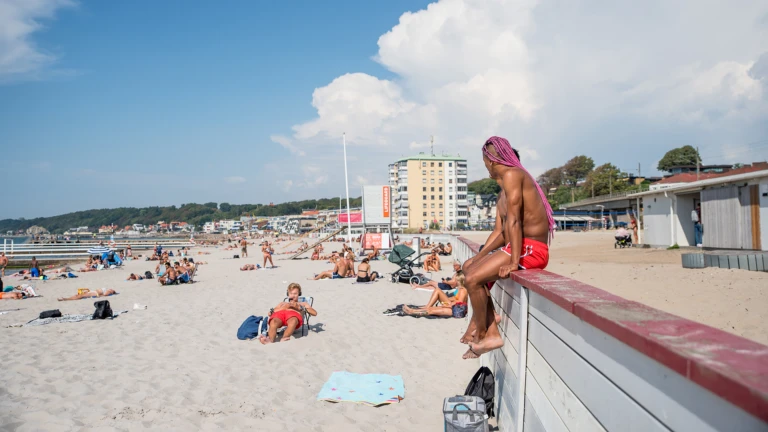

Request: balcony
left=457, top=169, right=467, bottom=176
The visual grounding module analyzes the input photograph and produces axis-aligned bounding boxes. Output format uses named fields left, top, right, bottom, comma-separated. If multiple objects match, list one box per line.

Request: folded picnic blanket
left=317, top=371, right=404, bottom=406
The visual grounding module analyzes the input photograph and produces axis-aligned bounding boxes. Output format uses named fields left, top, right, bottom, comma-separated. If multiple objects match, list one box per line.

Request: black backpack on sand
left=93, top=300, right=113, bottom=320
left=39, top=309, right=62, bottom=319
left=464, top=366, right=495, bottom=418
left=144, top=271, right=153, bottom=279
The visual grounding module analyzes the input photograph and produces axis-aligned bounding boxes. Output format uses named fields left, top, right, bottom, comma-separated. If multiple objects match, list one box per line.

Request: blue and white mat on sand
left=317, top=372, right=405, bottom=406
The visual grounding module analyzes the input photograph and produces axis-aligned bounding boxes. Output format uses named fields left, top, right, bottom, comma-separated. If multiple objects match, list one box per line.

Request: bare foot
left=460, top=321, right=476, bottom=344
left=57, top=298, right=64, bottom=302
left=259, top=335, right=272, bottom=345
left=462, top=334, right=504, bottom=359
left=280, top=336, right=292, bottom=342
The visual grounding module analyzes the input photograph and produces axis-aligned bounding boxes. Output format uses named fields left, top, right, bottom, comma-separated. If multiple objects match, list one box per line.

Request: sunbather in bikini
left=356, top=258, right=379, bottom=282
left=260, top=283, right=317, bottom=344
left=403, top=273, right=468, bottom=317
left=58, top=288, right=116, bottom=301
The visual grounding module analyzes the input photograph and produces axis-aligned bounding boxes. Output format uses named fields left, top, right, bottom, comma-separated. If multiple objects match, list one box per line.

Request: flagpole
left=343, top=133, right=353, bottom=245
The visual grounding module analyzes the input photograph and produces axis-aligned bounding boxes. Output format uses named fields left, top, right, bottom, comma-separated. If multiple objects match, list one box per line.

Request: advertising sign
left=338, top=212, right=363, bottom=224
left=362, top=185, right=392, bottom=225
left=362, top=233, right=392, bottom=249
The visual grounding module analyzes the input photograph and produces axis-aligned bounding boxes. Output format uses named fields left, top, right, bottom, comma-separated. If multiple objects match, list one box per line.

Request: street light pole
left=343, top=133, right=353, bottom=245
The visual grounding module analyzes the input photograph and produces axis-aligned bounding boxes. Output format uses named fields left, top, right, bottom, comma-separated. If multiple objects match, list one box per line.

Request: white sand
left=0, top=242, right=478, bottom=431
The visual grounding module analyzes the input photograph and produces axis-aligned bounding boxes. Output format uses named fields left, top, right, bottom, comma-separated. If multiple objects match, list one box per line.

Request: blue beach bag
left=237, top=315, right=267, bottom=340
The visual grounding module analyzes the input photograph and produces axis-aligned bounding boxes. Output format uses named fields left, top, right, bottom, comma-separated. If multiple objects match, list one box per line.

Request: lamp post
left=342, top=133, right=353, bottom=245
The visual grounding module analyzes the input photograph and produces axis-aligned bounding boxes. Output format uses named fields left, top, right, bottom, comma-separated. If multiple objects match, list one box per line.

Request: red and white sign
left=362, top=233, right=392, bottom=249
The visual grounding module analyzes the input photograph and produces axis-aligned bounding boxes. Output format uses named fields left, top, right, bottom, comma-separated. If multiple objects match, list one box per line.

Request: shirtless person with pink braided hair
left=461, top=136, right=555, bottom=359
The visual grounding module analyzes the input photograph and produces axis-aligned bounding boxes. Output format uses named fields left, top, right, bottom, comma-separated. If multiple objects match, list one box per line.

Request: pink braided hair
left=482, top=136, right=555, bottom=236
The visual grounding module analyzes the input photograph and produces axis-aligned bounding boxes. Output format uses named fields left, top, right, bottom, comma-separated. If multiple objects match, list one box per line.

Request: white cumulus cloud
left=272, top=0, right=768, bottom=186
left=0, top=0, right=76, bottom=83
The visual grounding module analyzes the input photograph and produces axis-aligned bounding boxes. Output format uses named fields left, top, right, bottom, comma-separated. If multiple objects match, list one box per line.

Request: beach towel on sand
left=317, top=372, right=404, bottom=406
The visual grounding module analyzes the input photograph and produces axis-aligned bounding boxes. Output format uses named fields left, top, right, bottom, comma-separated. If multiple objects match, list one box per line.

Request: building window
left=449, top=187, right=453, bottom=192
left=431, top=195, right=435, bottom=200
left=423, top=195, right=427, bottom=200
left=449, top=195, right=453, bottom=200
left=431, top=162, right=434, bottom=167
left=423, top=212, right=427, bottom=216
left=439, top=170, right=443, bottom=175
left=422, top=162, right=426, bottom=167
left=439, top=195, right=443, bottom=200
left=458, top=186, right=467, bottom=191
left=449, top=212, right=454, bottom=216
left=458, top=194, right=466, bottom=200
left=431, top=179, right=435, bottom=184
left=439, top=204, right=443, bottom=209
left=422, top=179, right=426, bottom=184
left=423, top=187, right=426, bottom=192
left=431, top=187, right=434, bottom=192
left=422, top=170, right=426, bottom=175
left=423, top=203, right=427, bottom=208
left=449, top=162, right=453, bottom=167
left=439, top=212, right=443, bottom=217
left=449, top=203, right=453, bottom=208
left=449, top=179, right=453, bottom=184
left=431, top=212, right=435, bottom=217
left=439, top=162, right=443, bottom=167
left=439, top=179, right=443, bottom=184
left=439, top=187, right=443, bottom=192
left=431, top=203, right=435, bottom=208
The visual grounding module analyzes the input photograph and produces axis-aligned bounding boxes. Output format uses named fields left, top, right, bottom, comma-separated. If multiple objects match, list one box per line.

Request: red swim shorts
left=269, top=309, right=303, bottom=327
left=501, top=238, right=549, bottom=270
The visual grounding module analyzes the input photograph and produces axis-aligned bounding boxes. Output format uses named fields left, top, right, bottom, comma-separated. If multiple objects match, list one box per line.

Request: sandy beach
left=0, top=242, right=478, bottom=431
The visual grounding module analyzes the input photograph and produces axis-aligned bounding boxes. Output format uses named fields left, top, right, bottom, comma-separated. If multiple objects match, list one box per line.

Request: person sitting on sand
left=313, top=255, right=349, bottom=280
left=183, top=257, right=196, bottom=273
left=442, top=242, right=453, bottom=256
left=158, top=263, right=177, bottom=285
left=58, top=288, right=116, bottom=301
left=127, top=273, right=144, bottom=281
left=241, top=264, right=257, bottom=271
left=260, top=283, right=316, bottom=344
left=411, top=261, right=462, bottom=292
left=366, top=246, right=379, bottom=261
left=174, top=262, right=190, bottom=283
left=403, top=273, right=469, bottom=317
left=356, top=258, right=379, bottom=282
left=424, top=250, right=441, bottom=272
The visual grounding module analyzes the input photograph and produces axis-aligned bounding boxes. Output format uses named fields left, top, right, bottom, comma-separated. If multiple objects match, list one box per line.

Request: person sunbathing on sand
left=127, top=273, right=144, bottom=281
left=411, top=262, right=462, bottom=291
left=260, top=283, right=316, bottom=344
left=313, top=256, right=348, bottom=280
left=403, top=273, right=469, bottom=317
left=356, top=258, right=379, bottom=282
left=424, top=250, right=441, bottom=272
left=0, top=291, right=24, bottom=300
left=58, top=288, right=116, bottom=301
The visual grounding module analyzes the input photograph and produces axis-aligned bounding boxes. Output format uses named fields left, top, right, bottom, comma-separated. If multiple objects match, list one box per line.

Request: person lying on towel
left=403, top=272, right=468, bottom=318
left=260, top=283, right=316, bottom=344
left=58, top=288, right=116, bottom=301
left=410, top=261, right=462, bottom=292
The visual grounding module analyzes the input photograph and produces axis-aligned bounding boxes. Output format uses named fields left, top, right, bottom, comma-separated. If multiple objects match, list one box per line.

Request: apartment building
left=388, top=153, right=469, bottom=229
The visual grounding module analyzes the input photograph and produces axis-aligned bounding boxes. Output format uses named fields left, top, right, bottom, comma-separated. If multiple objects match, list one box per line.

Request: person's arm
left=300, top=302, right=317, bottom=316
left=499, top=171, right=524, bottom=278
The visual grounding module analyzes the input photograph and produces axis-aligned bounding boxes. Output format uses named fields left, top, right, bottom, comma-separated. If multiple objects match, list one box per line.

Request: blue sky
left=1, top=0, right=767, bottom=219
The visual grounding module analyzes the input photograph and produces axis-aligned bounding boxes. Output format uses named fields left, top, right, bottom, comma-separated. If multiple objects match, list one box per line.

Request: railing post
left=516, top=285, right=530, bottom=432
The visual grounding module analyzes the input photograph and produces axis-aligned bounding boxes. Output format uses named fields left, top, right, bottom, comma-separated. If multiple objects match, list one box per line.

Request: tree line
left=0, top=197, right=363, bottom=234
left=467, top=145, right=703, bottom=208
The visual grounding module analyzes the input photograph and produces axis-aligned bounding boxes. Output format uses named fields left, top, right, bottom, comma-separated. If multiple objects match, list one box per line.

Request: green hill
left=0, top=197, right=362, bottom=234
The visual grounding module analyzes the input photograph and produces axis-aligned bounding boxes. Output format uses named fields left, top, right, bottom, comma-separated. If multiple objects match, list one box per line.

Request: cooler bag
left=443, top=395, right=488, bottom=432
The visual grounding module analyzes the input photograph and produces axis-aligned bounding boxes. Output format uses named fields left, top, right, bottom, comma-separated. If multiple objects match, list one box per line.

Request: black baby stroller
left=388, top=244, right=432, bottom=284
left=614, top=235, right=632, bottom=249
